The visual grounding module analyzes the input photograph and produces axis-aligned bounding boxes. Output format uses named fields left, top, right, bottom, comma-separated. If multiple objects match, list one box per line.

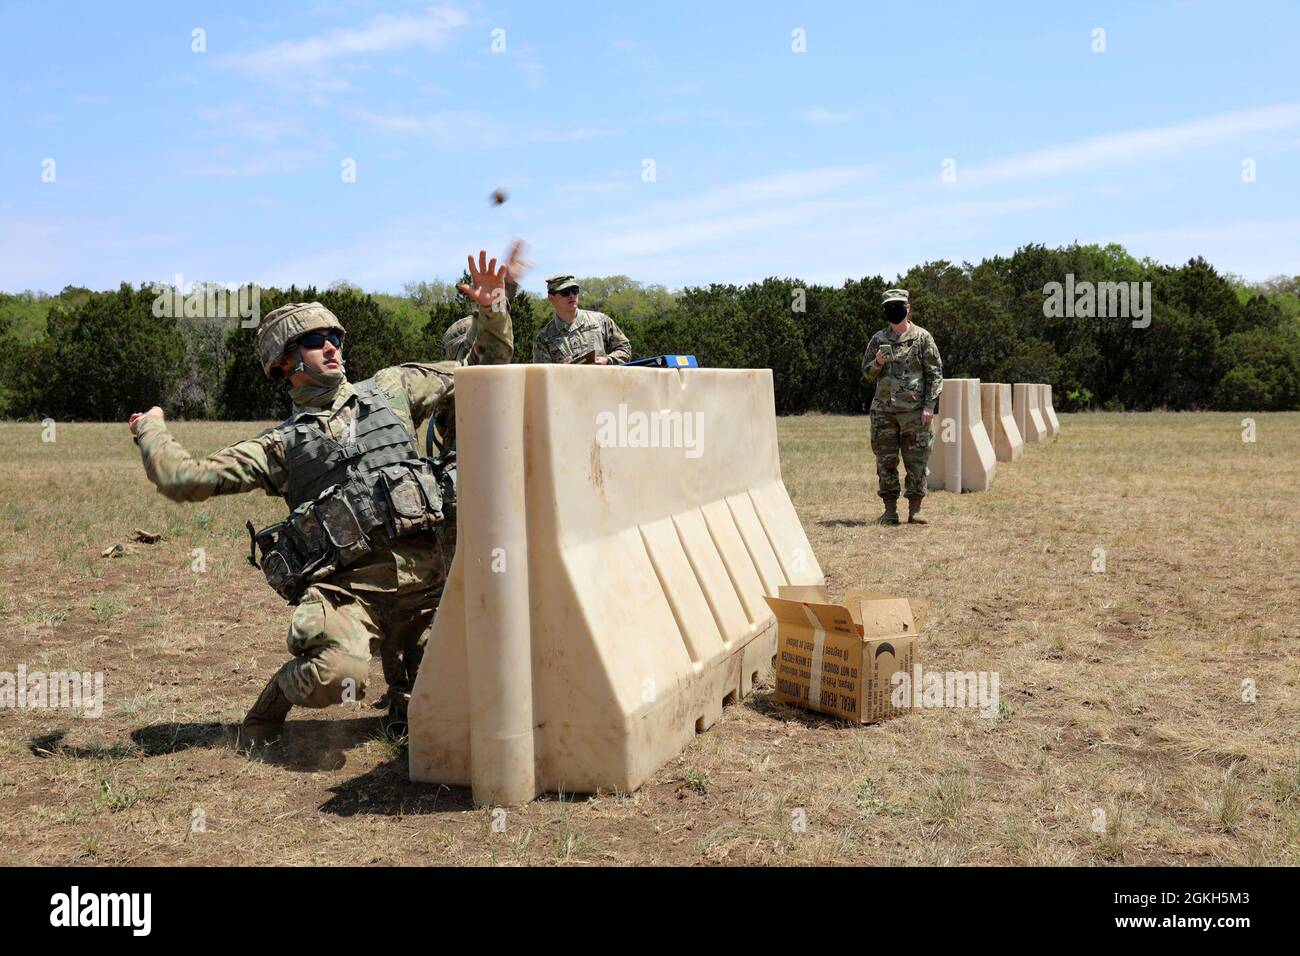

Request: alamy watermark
left=595, top=404, right=704, bottom=460
left=1, top=666, right=104, bottom=717
left=150, top=273, right=261, bottom=327
left=50, top=886, right=150, bottom=936
left=890, top=666, right=1000, bottom=718
left=1043, top=274, right=1151, bottom=328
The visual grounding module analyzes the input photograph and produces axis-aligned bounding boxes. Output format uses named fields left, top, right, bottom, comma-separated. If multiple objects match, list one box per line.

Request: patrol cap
left=546, top=273, right=580, bottom=294
left=256, top=302, right=346, bottom=378
left=882, top=288, right=910, bottom=305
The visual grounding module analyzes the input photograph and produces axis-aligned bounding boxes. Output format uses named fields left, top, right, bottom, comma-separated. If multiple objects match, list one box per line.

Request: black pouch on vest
left=248, top=520, right=309, bottom=604
left=380, top=463, right=437, bottom=538
left=316, top=484, right=372, bottom=565
left=288, top=498, right=329, bottom=557
left=412, top=461, right=444, bottom=520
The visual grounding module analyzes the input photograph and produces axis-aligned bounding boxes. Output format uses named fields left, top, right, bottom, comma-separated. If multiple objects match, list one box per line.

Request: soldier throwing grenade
left=861, top=289, right=944, bottom=525
left=128, top=250, right=515, bottom=741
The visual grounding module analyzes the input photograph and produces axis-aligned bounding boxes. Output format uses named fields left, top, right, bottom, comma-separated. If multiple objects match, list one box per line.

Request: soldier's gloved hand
left=129, top=406, right=165, bottom=436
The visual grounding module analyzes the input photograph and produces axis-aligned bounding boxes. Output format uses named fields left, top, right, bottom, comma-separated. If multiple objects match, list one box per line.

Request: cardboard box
left=764, top=585, right=927, bottom=723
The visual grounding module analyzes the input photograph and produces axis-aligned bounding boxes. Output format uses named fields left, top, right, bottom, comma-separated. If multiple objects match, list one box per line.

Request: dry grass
left=0, top=412, right=1297, bottom=865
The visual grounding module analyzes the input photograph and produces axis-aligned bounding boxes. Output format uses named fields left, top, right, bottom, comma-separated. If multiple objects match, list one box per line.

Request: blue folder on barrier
left=625, top=355, right=699, bottom=368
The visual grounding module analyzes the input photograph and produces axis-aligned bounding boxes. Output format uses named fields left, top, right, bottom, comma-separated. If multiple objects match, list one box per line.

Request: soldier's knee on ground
left=276, top=651, right=370, bottom=708
left=280, top=591, right=372, bottom=708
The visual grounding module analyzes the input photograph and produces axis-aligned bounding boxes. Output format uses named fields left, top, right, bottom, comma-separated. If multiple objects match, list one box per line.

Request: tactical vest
left=246, top=378, right=453, bottom=603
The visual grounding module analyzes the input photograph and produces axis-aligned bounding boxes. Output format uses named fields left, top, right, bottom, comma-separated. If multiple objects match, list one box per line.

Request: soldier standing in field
left=127, top=250, right=514, bottom=741
left=861, top=288, right=944, bottom=526
left=532, top=274, right=632, bottom=364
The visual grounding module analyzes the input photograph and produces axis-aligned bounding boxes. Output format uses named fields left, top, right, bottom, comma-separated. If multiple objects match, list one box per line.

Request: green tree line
left=2, top=243, right=1297, bottom=421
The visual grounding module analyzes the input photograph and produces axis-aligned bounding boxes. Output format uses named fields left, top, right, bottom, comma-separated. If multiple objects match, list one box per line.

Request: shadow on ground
left=27, top=717, right=384, bottom=773
left=320, top=756, right=477, bottom=816
left=817, top=518, right=869, bottom=528
left=744, top=692, right=864, bottom=731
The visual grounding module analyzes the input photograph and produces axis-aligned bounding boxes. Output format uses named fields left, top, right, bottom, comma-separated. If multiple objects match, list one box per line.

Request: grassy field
left=1, top=412, right=1297, bottom=866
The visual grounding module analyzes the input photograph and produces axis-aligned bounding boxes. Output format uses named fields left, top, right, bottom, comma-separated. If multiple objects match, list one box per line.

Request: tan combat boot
left=878, top=498, right=901, bottom=526
left=907, top=496, right=927, bottom=524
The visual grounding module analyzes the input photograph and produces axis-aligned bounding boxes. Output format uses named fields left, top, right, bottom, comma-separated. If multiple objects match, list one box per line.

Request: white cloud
left=799, top=107, right=855, bottom=126
left=185, top=153, right=319, bottom=178
left=1105, top=219, right=1300, bottom=248
left=218, top=5, right=470, bottom=85
left=15, top=99, right=1300, bottom=293
left=966, top=102, right=1300, bottom=183
left=258, top=217, right=476, bottom=290
left=195, top=101, right=306, bottom=144
left=0, top=213, right=188, bottom=291
left=348, top=107, right=606, bottom=146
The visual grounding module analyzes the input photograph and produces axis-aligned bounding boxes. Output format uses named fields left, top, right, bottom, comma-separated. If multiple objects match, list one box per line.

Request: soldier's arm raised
left=131, top=414, right=285, bottom=503
left=453, top=250, right=514, bottom=367
left=465, top=299, right=513, bottom=367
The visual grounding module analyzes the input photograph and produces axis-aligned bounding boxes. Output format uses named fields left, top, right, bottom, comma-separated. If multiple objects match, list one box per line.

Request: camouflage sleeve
left=862, top=332, right=884, bottom=384
left=391, top=299, right=514, bottom=449
left=465, top=300, right=513, bottom=368
left=392, top=363, right=457, bottom=435
left=922, top=331, right=943, bottom=409
left=532, top=327, right=551, bottom=364
left=133, top=418, right=285, bottom=503
left=602, top=314, right=632, bottom=364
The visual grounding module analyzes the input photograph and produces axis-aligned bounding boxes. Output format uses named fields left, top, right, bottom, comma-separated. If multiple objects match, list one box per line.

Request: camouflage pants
left=272, top=531, right=448, bottom=716
left=870, top=407, right=933, bottom=500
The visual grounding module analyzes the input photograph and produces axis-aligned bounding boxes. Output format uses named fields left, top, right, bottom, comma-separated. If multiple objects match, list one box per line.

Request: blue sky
left=2, top=0, right=1298, bottom=295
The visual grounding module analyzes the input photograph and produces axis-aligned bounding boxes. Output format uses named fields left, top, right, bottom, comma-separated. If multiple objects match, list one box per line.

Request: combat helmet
left=441, top=315, right=475, bottom=361
left=256, top=302, right=346, bottom=378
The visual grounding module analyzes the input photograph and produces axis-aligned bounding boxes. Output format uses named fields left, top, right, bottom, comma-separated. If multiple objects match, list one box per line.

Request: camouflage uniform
left=132, top=301, right=511, bottom=723
left=861, top=292, right=943, bottom=505
left=533, top=273, right=631, bottom=364
left=533, top=308, right=631, bottom=364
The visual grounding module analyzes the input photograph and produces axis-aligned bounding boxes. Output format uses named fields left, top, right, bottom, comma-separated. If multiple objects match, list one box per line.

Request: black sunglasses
left=553, top=288, right=579, bottom=297
left=296, top=331, right=342, bottom=350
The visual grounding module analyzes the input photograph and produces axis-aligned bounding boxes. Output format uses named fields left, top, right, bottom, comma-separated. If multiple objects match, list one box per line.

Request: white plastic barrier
left=1038, top=384, right=1061, bottom=438
left=980, top=383, right=1024, bottom=462
left=408, top=366, right=824, bottom=805
left=1013, top=383, right=1048, bottom=444
left=927, top=378, right=996, bottom=492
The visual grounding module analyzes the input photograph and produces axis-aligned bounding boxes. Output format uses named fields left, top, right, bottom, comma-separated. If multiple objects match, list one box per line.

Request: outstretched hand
left=458, top=250, right=508, bottom=309
left=129, top=406, right=164, bottom=436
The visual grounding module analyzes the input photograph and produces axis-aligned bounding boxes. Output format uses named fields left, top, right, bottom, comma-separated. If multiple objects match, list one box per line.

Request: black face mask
left=884, top=303, right=908, bottom=324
